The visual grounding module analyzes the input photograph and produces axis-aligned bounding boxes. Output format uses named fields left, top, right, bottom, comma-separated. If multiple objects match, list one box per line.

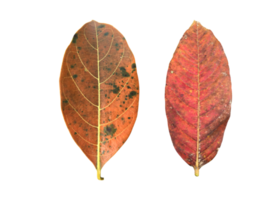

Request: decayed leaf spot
left=165, top=21, right=232, bottom=176
left=104, top=124, right=117, bottom=137
left=60, top=20, right=139, bottom=180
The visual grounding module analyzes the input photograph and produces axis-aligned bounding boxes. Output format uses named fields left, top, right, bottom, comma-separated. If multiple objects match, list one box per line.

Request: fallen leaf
left=60, top=20, right=139, bottom=180
left=165, top=21, right=232, bottom=176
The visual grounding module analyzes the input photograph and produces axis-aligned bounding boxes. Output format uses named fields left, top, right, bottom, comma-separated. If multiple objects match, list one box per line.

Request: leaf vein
left=166, top=99, right=197, bottom=129
left=171, top=72, right=197, bottom=91
left=70, top=126, right=97, bottom=146
left=100, top=45, right=125, bottom=84
left=99, top=29, right=114, bottom=62
left=101, top=98, right=136, bottom=125
left=168, top=86, right=197, bottom=110
left=65, top=60, right=98, bottom=108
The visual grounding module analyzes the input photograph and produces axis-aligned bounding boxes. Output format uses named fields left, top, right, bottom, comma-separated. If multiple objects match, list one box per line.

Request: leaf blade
left=165, top=21, right=232, bottom=176
left=60, top=20, right=139, bottom=180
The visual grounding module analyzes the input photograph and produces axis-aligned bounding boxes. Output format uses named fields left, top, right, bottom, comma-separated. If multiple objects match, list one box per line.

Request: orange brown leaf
left=60, top=20, right=139, bottom=180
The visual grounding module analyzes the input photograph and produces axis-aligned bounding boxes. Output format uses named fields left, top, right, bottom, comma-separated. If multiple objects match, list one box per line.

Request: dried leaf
left=165, top=21, right=232, bottom=176
left=60, top=20, right=139, bottom=180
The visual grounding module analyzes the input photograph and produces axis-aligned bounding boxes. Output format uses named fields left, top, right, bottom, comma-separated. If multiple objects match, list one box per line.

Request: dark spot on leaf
left=120, top=67, right=130, bottom=77
left=73, top=74, right=78, bottom=79
left=127, top=86, right=131, bottom=89
left=98, top=24, right=105, bottom=28
left=74, top=132, right=77, bottom=135
left=132, top=63, right=136, bottom=69
left=77, top=47, right=81, bottom=50
left=129, top=91, right=137, bottom=99
left=104, top=32, right=109, bottom=36
left=70, top=65, right=74, bottom=68
left=72, top=34, right=78, bottom=43
left=104, top=124, right=117, bottom=137
left=63, top=100, right=68, bottom=104
left=112, top=84, right=120, bottom=94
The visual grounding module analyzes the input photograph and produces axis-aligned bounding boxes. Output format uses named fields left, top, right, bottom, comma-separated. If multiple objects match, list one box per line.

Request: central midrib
left=196, top=21, right=200, bottom=176
left=95, top=23, right=103, bottom=180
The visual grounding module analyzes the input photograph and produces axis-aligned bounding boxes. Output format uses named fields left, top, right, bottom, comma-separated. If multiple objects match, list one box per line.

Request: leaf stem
left=96, top=169, right=105, bottom=181
left=194, top=167, right=199, bottom=177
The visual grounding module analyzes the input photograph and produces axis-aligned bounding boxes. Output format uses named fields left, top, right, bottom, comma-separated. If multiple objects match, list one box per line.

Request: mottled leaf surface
left=165, top=21, right=232, bottom=176
left=60, top=20, right=139, bottom=179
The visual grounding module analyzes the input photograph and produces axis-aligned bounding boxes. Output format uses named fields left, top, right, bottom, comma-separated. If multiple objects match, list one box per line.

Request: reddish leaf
left=165, top=21, right=232, bottom=176
left=60, top=20, right=139, bottom=180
